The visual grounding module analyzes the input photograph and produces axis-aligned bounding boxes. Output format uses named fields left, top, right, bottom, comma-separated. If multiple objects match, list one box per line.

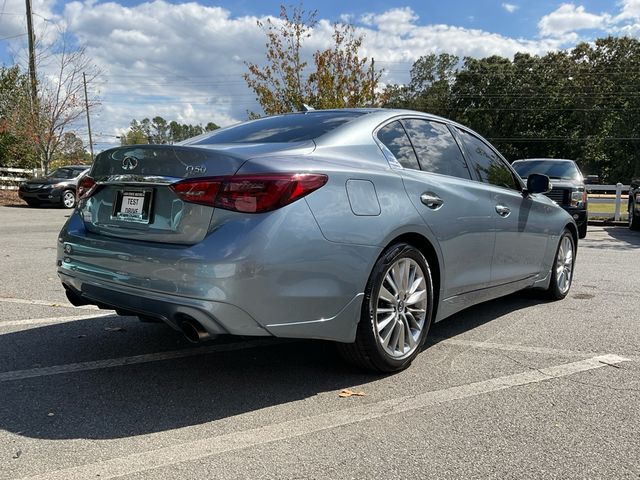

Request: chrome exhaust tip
left=180, top=319, right=211, bottom=343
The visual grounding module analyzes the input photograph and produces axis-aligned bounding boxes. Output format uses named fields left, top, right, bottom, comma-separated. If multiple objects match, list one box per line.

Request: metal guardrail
left=0, top=167, right=42, bottom=190
left=586, top=184, right=630, bottom=221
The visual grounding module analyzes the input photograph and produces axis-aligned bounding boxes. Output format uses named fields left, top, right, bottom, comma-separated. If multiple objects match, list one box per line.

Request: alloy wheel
left=555, top=235, right=574, bottom=295
left=375, top=257, right=427, bottom=359
left=63, top=191, right=76, bottom=208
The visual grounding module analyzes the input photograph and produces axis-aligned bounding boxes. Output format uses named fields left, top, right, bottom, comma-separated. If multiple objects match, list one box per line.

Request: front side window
left=456, top=129, right=519, bottom=190
left=401, top=119, right=471, bottom=180
left=376, top=121, right=420, bottom=170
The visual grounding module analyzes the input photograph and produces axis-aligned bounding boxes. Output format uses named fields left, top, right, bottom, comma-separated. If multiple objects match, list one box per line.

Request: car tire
left=546, top=229, right=576, bottom=300
left=338, top=243, right=434, bottom=373
left=62, top=189, right=76, bottom=209
left=25, top=200, right=40, bottom=207
left=578, top=221, right=587, bottom=239
left=629, top=200, right=640, bottom=231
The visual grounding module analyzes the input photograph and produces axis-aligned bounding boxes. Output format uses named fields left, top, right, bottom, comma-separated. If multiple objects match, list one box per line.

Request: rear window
left=183, top=111, right=365, bottom=145
left=512, top=160, right=581, bottom=181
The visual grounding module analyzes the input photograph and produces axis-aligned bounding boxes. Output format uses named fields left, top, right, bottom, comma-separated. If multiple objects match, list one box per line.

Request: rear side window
left=401, top=119, right=471, bottom=180
left=376, top=121, right=420, bottom=170
left=183, top=111, right=365, bottom=144
left=456, top=129, right=519, bottom=190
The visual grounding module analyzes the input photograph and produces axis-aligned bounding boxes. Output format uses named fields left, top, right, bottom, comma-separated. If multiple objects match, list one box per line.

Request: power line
left=0, top=32, right=27, bottom=41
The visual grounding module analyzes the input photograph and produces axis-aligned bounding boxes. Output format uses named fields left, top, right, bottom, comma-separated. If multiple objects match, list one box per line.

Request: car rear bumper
left=60, top=271, right=270, bottom=336
left=57, top=206, right=377, bottom=343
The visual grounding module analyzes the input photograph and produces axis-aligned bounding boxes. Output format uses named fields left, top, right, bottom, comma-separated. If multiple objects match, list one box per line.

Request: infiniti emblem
left=122, top=156, right=139, bottom=171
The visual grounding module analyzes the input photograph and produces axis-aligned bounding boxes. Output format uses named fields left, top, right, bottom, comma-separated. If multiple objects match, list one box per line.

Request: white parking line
left=19, top=354, right=630, bottom=480
left=438, top=338, right=640, bottom=362
left=0, top=339, right=290, bottom=382
left=0, top=296, right=99, bottom=310
left=0, top=313, right=115, bottom=328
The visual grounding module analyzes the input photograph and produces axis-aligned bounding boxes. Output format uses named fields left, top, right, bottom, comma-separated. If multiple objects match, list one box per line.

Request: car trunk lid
left=80, top=142, right=313, bottom=244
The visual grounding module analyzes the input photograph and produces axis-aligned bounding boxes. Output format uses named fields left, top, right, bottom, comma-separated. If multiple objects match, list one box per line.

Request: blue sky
left=1, top=0, right=639, bottom=150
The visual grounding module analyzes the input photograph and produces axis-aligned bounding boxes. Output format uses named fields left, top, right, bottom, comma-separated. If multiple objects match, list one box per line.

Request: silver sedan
left=58, top=109, right=577, bottom=372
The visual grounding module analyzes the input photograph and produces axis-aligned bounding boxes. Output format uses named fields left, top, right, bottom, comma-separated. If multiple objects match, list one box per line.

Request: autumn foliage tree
left=244, top=5, right=381, bottom=116
left=25, top=39, right=99, bottom=174
left=308, top=23, right=380, bottom=109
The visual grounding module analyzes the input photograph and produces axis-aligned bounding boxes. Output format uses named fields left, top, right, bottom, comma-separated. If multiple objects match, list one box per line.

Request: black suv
left=512, top=158, right=588, bottom=238
left=630, top=178, right=640, bottom=231
left=18, top=165, right=89, bottom=209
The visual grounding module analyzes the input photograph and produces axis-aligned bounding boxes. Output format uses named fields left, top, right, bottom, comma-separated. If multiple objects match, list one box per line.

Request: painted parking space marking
left=18, top=354, right=630, bottom=480
left=0, top=339, right=290, bottom=382
left=0, top=296, right=99, bottom=310
left=438, top=338, right=640, bottom=362
left=0, top=313, right=115, bottom=328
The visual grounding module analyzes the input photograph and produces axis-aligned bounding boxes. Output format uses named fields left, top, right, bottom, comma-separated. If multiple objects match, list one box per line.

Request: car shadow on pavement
left=0, top=317, right=382, bottom=441
left=3, top=204, right=60, bottom=209
left=596, top=226, right=640, bottom=249
left=426, top=290, right=549, bottom=348
left=0, top=290, right=549, bottom=441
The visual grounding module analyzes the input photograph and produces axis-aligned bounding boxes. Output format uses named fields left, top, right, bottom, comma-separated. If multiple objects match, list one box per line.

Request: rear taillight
left=170, top=173, right=328, bottom=213
left=77, top=176, right=97, bottom=201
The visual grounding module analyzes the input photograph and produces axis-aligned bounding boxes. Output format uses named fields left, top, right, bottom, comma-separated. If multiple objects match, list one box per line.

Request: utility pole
left=25, top=0, right=38, bottom=109
left=82, top=72, right=95, bottom=162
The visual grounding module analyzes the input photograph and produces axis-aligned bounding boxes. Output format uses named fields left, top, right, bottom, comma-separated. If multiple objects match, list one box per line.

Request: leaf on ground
left=50, top=303, right=63, bottom=307
left=104, top=326, right=126, bottom=332
left=338, top=389, right=366, bottom=398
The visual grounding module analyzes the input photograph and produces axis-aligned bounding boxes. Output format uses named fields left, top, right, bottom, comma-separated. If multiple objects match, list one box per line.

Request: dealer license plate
left=113, top=190, right=153, bottom=223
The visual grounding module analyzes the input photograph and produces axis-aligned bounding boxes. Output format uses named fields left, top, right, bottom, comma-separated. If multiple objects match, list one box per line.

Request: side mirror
left=526, top=173, right=551, bottom=194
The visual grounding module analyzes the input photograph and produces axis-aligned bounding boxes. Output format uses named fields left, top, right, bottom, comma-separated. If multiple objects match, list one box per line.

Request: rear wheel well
left=383, top=233, right=440, bottom=319
left=565, top=222, right=578, bottom=246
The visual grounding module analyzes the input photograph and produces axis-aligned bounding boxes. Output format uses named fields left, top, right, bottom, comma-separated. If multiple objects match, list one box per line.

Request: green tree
left=0, top=66, right=37, bottom=168
left=123, top=118, right=220, bottom=144
left=390, top=36, right=640, bottom=182
left=122, top=120, right=149, bottom=145
left=384, top=53, right=459, bottom=117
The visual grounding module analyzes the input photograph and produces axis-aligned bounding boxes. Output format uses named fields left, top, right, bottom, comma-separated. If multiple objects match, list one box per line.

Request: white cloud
left=502, top=3, right=519, bottom=14
left=617, top=0, right=640, bottom=20
left=361, top=7, right=418, bottom=34
left=538, top=4, right=612, bottom=37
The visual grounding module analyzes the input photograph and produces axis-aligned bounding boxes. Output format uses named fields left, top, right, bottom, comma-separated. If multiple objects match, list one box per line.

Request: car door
left=454, top=127, right=549, bottom=286
left=376, top=118, right=496, bottom=299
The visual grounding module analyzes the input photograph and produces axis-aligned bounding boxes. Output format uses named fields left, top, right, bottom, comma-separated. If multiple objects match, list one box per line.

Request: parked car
left=511, top=158, right=588, bottom=239
left=630, top=177, right=640, bottom=230
left=58, top=109, right=578, bottom=372
left=18, top=165, right=90, bottom=208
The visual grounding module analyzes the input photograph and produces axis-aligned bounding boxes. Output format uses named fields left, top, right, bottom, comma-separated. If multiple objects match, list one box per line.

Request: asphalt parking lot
left=1, top=205, right=639, bottom=480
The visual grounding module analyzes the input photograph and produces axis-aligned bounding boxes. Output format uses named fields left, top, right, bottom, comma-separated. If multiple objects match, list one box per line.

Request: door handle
left=495, top=204, right=511, bottom=217
left=420, top=193, right=444, bottom=210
